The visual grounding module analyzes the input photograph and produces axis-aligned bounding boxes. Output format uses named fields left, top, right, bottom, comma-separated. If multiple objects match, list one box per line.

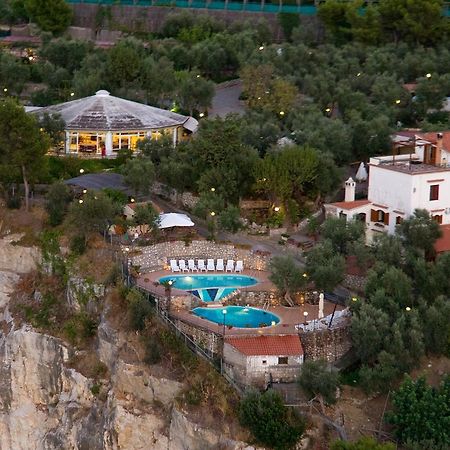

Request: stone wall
left=300, top=324, right=352, bottom=362
left=224, top=289, right=282, bottom=307
left=173, top=317, right=222, bottom=355
left=152, top=181, right=199, bottom=211
left=129, top=240, right=270, bottom=272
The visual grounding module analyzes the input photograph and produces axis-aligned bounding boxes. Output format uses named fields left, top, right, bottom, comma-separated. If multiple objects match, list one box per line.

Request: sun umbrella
left=158, top=213, right=194, bottom=229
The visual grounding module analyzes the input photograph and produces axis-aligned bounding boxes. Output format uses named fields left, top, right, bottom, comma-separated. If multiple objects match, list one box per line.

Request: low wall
left=129, top=240, right=270, bottom=272
left=152, top=181, right=199, bottom=210
left=224, top=289, right=282, bottom=307
left=300, top=325, right=351, bottom=362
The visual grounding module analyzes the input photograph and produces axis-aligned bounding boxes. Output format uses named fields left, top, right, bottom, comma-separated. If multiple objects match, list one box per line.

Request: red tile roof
left=330, top=199, right=371, bottom=210
left=420, top=131, right=450, bottom=152
left=435, top=224, right=450, bottom=253
left=225, top=335, right=303, bottom=356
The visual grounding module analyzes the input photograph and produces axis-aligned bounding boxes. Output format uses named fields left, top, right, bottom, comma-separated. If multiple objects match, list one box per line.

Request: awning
left=158, top=213, right=194, bottom=229
left=183, top=117, right=199, bottom=133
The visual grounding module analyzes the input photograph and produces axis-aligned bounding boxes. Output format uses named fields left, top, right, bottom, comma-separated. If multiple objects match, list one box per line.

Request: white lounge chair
left=216, top=259, right=224, bottom=271
left=235, top=260, right=243, bottom=273
left=179, top=260, right=189, bottom=272
left=207, top=259, right=215, bottom=271
left=170, top=260, right=180, bottom=273
left=198, top=259, right=207, bottom=272
left=188, top=259, right=198, bottom=272
left=225, top=260, right=234, bottom=272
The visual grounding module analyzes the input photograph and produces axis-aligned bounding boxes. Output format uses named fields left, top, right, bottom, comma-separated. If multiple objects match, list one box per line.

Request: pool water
left=192, top=306, right=280, bottom=328
left=159, top=274, right=258, bottom=301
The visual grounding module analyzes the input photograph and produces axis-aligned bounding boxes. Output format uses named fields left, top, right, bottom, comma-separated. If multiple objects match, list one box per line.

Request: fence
left=66, top=0, right=450, bottom=16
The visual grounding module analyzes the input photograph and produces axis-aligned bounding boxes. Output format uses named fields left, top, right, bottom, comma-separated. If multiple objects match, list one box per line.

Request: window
left=370, top=209, right=389, bottom=225
left=396, top=216, right=403, bottom=225
left=278, top=357, right=288, bottom=365
left=433, top=215, right=443, bottom=224
left=262, top=360, right=267, bottom=365
left=430, top=184, right=439, bottom=201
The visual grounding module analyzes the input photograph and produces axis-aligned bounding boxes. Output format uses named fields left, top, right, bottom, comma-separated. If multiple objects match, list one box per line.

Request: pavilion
left=29, top=90, right=198, bottom=158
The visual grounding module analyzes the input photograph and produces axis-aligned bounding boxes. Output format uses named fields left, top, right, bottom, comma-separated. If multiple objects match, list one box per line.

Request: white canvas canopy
left=355, top=162, right=368, bottom=182
left=158, top=213, right=194, bottom=229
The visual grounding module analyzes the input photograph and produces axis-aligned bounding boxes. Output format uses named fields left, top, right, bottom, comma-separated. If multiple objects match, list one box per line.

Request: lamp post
left=303, top=311, right=309, bottom=325
left=221, top=309, right=228, bottom=374
left=123, top=247, right=130, bottom=286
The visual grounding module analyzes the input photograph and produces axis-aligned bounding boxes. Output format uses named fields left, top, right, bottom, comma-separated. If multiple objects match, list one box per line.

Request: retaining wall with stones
left=300, top=324, right=352, bottom=362
left=173, top=317, right=222, bottom=355
left=129, top=240, right=270, bottom=271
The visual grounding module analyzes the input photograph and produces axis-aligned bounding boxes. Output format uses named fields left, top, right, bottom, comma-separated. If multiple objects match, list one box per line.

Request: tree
left=126, top=288, right=153, bottom=331
left=107, top=38, right=143, bottom=88
left=137, top=135, right=174, bottom=166
left=175, top=70, right=215, bottom=115
left=121, top=157, right=155, bottom=197
left=218, top=205, right=242, bottom=233
left=140, top=56, right=176, bottom=106
left=46, top=181, right=72, bottom=226
left=331, top=437, right=395, bottom=450
left=25, top=0, right=72, bottom=34
left=269, top=255, right=307, bottom=306
left=65, top=191, right=117, bottom=244
left=305, top=240, right=345, bottom=292
left=397, top=209, right=442, bottom=259
left=387, top=376, right=450, bottom=447
left=321, top=217, right=364, bottom=255
left=298, top=360, right=340, bottom=407
left=238, top=389, right=305, bottom=450
left=38, top=112, right=65, bottom=153
left=0, top=98, right=50, bottom=211
left=133, top=203, right=159, bottom=234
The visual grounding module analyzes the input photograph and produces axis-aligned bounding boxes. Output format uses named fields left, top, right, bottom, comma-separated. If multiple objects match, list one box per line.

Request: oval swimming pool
left=192, top=306, right=280, bottom=328
left=159, top=274, right=258, bottom=302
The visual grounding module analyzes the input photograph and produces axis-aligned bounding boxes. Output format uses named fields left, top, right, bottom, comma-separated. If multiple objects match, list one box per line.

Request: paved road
left=208, top=80, right=246, bottom=118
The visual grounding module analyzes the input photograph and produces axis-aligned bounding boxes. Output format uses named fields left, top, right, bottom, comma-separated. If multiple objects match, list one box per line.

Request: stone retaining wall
left=300, top=324, right=351, bottom=362
left=129, top=240, right=269, bottom=272
left=173, top=317, right=222, bottom=355
left=224, top=290, right=281, bottom=307
left=152, top=181, right=199, bottom=211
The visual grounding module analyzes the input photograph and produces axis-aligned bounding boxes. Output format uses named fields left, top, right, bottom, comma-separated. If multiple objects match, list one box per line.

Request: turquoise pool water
left=192, top=306, right=280, bottom=328
left=159, top=274, right=258, bottom=301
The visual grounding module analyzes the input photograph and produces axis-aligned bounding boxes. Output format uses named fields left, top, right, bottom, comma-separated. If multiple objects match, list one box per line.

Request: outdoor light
left=168, top=280, right=173, bottom=286
left=199, top=112, right=205, bottom=118
left=78, top=199, right=83, bottom=204
left=259, top=46, right=264, bottom=50
left=302, top=273, right=308, bottom=278
left=130, top=198, right=135, bottom=203
left=70, top=92, right=75, bottom=96
left=395, top=99, right=401, bottom=104
left=405, top=306, right=411, bottom=312
left=271, top=321, right=276, bottom=326
left=210, top=187, right=215, bottom=192
left=426, top=73, right=431, bottom=79
left=210, top=211, right=216, bottom=217
left=352, top=297, right=358, bottom=302
left=274, top=206, right=280, bottom=212
left=124, top=247, right=130, bottom=252
left=3, top=88, right=7, bottom=92
left=82, top=189, right=87, bottom=194
left=279, top=111, right=285, bottom=116
left=79, top=169, right=84, bottom=174
left=196, top=74, right=200, bottom=78
left=28, top=56, right=34, bottom=61
left=325, top=107, right=331, bottom=113
left=356, top=72, right=361, bottom=77
left=257, top=96, right=261, bottom=100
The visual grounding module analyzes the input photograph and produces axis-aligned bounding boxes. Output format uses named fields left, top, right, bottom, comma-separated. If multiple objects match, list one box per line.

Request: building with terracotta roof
left=223, top=335, right=303, bottom=387
left=325, top=132, right=450, bottom=249
left=29, top=90, right=198, bottom=158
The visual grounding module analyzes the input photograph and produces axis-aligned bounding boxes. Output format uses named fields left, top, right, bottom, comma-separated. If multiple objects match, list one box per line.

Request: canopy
left=355, top=162, right=368, bottom=182
left=158, top=213, right=194, bottom=229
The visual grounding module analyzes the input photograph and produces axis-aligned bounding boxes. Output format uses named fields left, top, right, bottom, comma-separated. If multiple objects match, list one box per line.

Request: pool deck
left=136, top=269, right=344, bottom=337
left=170, top=302, right=344, bottom=337
left=136, top=269, right=277, bottom=298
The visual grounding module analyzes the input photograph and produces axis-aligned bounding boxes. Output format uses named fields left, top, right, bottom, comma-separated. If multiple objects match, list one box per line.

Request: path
left=208, top=80, right=246, bottom=118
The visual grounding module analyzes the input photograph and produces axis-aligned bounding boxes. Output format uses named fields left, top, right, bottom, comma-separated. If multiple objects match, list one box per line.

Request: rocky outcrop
left=0, top=234, right=40, bottom=274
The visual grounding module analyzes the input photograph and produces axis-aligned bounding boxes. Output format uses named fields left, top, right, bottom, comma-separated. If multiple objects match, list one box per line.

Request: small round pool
left=159, top=274, right=258, bottom=301
left=192, top=306, right=280, bottom=328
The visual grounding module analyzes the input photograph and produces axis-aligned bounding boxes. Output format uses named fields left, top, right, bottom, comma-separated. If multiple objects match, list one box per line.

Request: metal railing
left=65, top=0, right=450, bottom=16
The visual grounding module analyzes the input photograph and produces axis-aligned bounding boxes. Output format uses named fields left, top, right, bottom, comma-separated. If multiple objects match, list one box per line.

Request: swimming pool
left=159, top=274, right=259, bottom=301
left=192, top=305, right=280, bottom=328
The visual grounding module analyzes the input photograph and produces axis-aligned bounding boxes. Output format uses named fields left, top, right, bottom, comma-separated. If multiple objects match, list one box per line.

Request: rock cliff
left=0, top=236, right=258, bottom=450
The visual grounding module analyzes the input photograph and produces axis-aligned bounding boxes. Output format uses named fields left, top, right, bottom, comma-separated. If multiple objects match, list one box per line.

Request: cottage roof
left=225, top=335, right=303, bottom=356
left=330, top=199, right=371, bottom=211
left=30, top=90, right=198, bottom=132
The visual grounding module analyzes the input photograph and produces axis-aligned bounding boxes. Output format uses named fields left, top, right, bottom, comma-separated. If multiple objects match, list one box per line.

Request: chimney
left=436, top=132, right=443, bottom=165
left=344, top=177, right=356, bottom=202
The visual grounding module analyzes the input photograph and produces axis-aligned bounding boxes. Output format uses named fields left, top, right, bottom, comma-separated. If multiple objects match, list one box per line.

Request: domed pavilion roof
left=30, top=90, right=198, bottom=132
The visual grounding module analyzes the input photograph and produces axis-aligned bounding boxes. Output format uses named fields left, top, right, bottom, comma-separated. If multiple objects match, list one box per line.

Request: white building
left=326, top=132, right=450, bottom=250
left=29, top=90, right=198, bottom=158
left=223, top=335, right=304, bottom=387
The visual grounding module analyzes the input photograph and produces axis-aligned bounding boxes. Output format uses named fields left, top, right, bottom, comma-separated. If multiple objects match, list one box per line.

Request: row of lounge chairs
left=170, top=259, right=243, bottom=273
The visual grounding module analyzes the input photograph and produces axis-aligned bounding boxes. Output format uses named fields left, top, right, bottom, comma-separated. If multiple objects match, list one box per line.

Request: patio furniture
left=207, top=259, right=215, bottom=271
left=188, top=259, right=198, bottom=272
left=198, top=259, right=207, bottom=272
left=170, top=260, right=180, bottom=272
left=179, top=260, right=189, bottom=272
left=225, top=260, right=234, bottom=272
left=235, top=260, right=243, bottom=273
left=216, top=259, right=224, bottom=271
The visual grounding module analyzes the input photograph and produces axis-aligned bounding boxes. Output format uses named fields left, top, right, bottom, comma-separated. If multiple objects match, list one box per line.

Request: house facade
left=223, top=335, right=303, bottom=388
left=29, top=90, right=198, bottom=158
left=326, top=132, right=450, bottom=247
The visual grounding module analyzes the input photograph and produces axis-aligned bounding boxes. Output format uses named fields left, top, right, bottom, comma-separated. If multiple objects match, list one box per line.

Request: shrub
left=46, top=181, right=72, bottom=226
left=127, top=289, right=153, bottom=331
left=141, top=334, right=162, bottom=365
left=70, top=234, right=86, bottom=255
left=6, top=195, right=21, bottom=209
left=239, top=389, right=305, bottom=450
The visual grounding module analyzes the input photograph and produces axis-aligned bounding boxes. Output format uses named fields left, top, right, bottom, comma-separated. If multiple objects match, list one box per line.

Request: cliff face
left=0, top=236, right=257, bottom=450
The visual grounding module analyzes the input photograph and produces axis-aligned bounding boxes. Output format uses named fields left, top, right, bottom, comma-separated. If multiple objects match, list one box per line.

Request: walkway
left=209, top=80, right=245, bottom=118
